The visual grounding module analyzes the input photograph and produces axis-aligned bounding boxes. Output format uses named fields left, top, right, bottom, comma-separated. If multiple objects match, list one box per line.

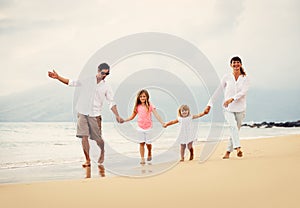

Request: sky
left=0, top=0, right=299, bottom=100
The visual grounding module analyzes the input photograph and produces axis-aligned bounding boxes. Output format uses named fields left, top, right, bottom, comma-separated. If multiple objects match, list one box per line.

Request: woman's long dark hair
left=231, top=56, right=246, bottom=76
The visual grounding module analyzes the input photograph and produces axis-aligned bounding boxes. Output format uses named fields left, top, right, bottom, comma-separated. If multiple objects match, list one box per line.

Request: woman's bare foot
left=222, top=151, right=230, bottom=159
left=235, top=147, right=243, bottom=157
left=237, top=150, right=243, bottom=157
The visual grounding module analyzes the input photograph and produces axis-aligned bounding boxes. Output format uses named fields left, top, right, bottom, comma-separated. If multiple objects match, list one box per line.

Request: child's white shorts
left=136, top=126, right=152, bottom=144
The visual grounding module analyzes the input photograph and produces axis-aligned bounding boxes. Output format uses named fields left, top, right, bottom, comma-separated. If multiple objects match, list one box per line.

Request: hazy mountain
left=0, top=83, right=299, bottom=122
left=0, top=83, right=74, bottom=122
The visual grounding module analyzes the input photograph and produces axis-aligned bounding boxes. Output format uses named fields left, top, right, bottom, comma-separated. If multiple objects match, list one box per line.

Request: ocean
left=0, top=122, right=300, bottom=184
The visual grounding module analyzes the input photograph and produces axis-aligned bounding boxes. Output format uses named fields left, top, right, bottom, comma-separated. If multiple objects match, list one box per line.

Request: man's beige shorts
left=76, top=113, right=102, bottom=140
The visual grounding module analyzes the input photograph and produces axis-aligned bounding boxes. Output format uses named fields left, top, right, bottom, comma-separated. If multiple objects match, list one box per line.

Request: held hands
left=116, top=116, right=124, bottom=123
left=48, top=70, right=59, bottom=79
left=203, top=106, right=211, bottom=114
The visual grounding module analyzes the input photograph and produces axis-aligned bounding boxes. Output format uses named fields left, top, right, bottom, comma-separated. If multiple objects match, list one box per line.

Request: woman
left=204, top=56, right=250, bottom=159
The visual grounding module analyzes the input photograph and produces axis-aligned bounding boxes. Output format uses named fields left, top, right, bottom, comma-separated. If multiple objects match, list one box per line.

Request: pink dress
left=137, top=104, right=155, bottom=130
left=136, top=104, right=155, bottom=144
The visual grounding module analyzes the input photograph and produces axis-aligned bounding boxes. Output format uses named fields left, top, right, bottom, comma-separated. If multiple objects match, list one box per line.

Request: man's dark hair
left=98, top=63, right=110, bottom=71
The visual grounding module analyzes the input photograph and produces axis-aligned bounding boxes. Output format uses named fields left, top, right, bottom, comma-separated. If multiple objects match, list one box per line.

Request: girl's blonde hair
left=134, top=89, right=150, bottom=113
left=178, top=104, right=190, bottom=117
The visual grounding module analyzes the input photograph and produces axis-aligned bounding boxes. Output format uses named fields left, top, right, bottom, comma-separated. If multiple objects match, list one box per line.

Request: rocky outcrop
left=242, top=120, right=300, bottom=128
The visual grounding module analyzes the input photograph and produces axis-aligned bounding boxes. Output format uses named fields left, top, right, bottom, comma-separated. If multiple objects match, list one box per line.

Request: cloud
left=232, top=0, right=300, bottom=90
left=212, top=0, right=246, bottom=33
left=193, top=0, right=300, bottom=91
left=0, top=0, right=299, bottom=97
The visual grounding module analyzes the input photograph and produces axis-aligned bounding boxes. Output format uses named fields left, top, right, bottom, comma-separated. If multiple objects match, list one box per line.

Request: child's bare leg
left=188, top=142, right=194, bottom=160
left=146, top=143, right=152, bottom=161
left=139, top=142, right=146, bottom=164
left=180, top=144, right=186, bottom=161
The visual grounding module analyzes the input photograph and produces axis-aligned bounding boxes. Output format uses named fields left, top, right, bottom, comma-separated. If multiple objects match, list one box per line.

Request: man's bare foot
left=222, top=151, right=230, bottom=159
left=98, top=164, right=105, bottom=177
left=82, top=160, right=91, bottom=168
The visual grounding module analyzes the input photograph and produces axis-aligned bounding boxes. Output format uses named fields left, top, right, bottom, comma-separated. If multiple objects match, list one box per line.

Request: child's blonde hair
left=178, top=105, right=190, bottom=117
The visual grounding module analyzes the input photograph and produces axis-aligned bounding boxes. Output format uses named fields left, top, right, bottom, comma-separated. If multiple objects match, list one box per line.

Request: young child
left=164, top=105, right=207, bottom=162
left=124, top=89, right=164, bottom=164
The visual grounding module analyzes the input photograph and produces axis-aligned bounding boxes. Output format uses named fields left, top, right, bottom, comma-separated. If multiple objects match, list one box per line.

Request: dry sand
left=1, top=135, right=299, bottom=208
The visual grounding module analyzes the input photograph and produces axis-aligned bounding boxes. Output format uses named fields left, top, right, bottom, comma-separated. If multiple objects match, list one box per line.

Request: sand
left=1, top=135, right=299, bottom=208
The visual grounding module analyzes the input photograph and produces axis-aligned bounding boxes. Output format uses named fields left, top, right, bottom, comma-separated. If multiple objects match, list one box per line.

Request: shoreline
left=1, top=134, right=300, bottom=208
left=1, top=133, right=300, bottom=184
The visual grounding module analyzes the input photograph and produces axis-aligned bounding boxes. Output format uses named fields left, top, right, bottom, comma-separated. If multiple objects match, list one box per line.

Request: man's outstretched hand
left=48, top=70, right=58, bottom=79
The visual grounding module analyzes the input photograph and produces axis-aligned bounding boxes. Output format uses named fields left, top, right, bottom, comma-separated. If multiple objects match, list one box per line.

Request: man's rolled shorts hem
left=77, top=113, right=102, bottom=141
left=76, top=134, right=89, bottom=139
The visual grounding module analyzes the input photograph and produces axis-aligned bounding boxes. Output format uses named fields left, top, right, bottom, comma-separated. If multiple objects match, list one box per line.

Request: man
left=48, top=63, right=124, bottom=168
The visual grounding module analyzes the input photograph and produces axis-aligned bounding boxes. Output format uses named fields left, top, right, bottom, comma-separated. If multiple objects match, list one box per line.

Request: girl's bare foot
left=222, top=151, right=230, bottom=159
left=140, top=158, right=146, bottom=165
left=147, top=156, right=152, bottom=161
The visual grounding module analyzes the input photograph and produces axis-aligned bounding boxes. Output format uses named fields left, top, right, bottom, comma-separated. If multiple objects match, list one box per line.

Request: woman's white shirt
left=208, top=73, right=250, bottom=112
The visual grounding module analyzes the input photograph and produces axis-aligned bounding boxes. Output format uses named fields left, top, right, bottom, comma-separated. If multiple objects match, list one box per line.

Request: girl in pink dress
left=124, top=89, right=164, bottom=164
